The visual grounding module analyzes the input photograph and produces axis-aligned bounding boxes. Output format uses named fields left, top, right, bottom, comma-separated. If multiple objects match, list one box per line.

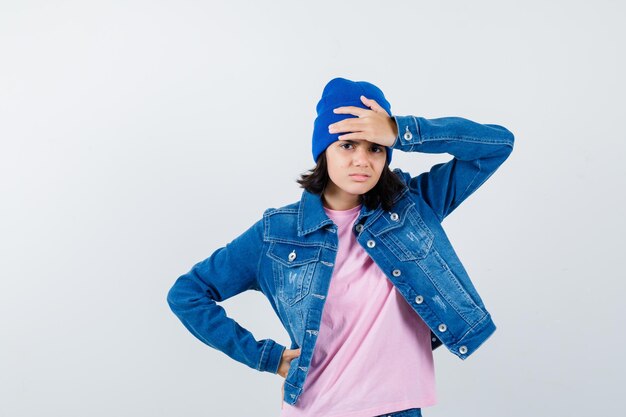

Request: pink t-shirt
left=280, top=203, right=436, bottom=417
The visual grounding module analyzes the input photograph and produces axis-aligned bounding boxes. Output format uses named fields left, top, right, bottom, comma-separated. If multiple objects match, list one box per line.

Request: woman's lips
left=349, top=174, right=370, bottom=181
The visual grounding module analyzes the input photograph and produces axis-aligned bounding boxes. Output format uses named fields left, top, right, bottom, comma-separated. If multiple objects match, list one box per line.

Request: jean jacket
left=167, top=114, right=515, bottom=405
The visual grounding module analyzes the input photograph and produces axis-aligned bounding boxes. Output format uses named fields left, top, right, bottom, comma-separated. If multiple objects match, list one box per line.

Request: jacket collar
left=297, top=189, right=380, bottom=237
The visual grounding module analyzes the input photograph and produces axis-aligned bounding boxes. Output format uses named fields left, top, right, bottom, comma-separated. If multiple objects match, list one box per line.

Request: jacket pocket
left=371, top=204, right=434, bottom=261
left=267, top=241, right=321, bottom=306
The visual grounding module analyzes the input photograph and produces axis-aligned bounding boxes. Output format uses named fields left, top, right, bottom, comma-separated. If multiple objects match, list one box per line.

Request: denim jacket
left=167, top=114, right=514, bottom=405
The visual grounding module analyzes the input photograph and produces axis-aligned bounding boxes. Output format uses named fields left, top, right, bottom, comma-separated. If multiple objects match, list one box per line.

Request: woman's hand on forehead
left=327, top=95, right=398, bottom=147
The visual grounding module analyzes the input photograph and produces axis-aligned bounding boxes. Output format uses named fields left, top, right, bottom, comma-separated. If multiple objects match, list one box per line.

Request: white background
left=1, top=1, right=624, bottom=416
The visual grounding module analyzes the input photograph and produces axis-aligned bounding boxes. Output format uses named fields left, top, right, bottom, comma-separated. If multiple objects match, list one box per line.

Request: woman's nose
left=353, top=147, right=369, bottom=166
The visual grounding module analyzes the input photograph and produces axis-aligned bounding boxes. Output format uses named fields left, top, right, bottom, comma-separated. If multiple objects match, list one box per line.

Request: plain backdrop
left=1, top=1, right=624, bottom=416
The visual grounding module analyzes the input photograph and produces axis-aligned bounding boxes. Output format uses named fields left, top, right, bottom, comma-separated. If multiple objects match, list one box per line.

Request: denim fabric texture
left=374, top=407, right=423, bottom=417
left=167, top=114, right=515, bottom=406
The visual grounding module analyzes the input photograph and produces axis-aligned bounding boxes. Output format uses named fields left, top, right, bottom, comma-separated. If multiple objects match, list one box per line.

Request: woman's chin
left=339, top=184, right=375, bottom=196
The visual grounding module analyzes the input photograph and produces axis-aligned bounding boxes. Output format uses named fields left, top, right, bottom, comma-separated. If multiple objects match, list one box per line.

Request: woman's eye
left=371, top=146, right=383, bottom=153
left=340, top=143, right=354, bottom=150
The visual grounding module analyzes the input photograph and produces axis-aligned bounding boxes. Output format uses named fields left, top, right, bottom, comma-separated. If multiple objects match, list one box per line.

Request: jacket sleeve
left=166, top=217, right=286, bottom=374
left=391, top=115, right=515, bottom=221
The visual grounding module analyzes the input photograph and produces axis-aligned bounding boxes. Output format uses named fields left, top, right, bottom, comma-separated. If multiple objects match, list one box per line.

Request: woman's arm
left=390, top=115, right=515, bottom=221
left=166, top=218, right=286, bottom=374
left=329, top=96, right=515, bottom=221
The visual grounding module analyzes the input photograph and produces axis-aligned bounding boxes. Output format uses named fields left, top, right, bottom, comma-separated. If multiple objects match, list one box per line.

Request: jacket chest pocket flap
left=369, top=201, right=434, bottom=261
left=267, top=241, right=322, bottom=306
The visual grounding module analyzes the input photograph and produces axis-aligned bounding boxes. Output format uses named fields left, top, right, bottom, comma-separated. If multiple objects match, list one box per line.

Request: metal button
left=459, top=346, right=468, bottom=354
left=403, top=126, right=413, bottom=141
left=392, top=269, right=401, bottom=277
left=432, top=337, right=437, bottom=342
left=438, top=323, right=447, bottom=332
left=390, top=212, right=399, bottom=221
left=415, top=295, right=424, bottom=304
left=355, top=224, right=364, bottom=233
left=366, top=240, right=376, bottom=248
left=288, top=250, right=296, bottom=262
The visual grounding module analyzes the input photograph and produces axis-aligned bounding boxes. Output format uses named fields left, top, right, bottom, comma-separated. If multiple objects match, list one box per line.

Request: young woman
left=167, top=77, right=515, bottom=417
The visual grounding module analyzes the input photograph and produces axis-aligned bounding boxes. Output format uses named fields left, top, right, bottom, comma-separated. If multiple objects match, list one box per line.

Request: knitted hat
left=312, top=77, right=393, bottom=164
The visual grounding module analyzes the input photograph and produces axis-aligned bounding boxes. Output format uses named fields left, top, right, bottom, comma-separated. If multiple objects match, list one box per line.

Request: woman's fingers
left=332, top=105, right=369, bottom=117
left=328, top=105, right=395, bottom=145
left=329, top=98, right=393, bottom=144
left=277, top=348, right=302, bottom=378
left=360, top=95, right=389, bottom=116
left=331, top=96, right=388, bottom=116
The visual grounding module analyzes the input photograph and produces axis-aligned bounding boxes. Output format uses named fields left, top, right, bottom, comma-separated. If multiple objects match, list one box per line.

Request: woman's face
left=324, top=139, right=387, bottom=202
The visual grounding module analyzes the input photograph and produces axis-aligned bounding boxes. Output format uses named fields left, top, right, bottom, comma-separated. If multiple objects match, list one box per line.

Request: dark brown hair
left=296, top=151, right=406, bottom=212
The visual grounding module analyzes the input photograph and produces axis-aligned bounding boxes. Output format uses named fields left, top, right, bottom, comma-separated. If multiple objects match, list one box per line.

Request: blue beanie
left=312, top=77, right=393, bottom=164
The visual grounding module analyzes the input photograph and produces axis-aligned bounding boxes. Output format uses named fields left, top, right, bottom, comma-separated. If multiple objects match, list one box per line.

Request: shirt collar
left=297, top=189, right=380, bottom=237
